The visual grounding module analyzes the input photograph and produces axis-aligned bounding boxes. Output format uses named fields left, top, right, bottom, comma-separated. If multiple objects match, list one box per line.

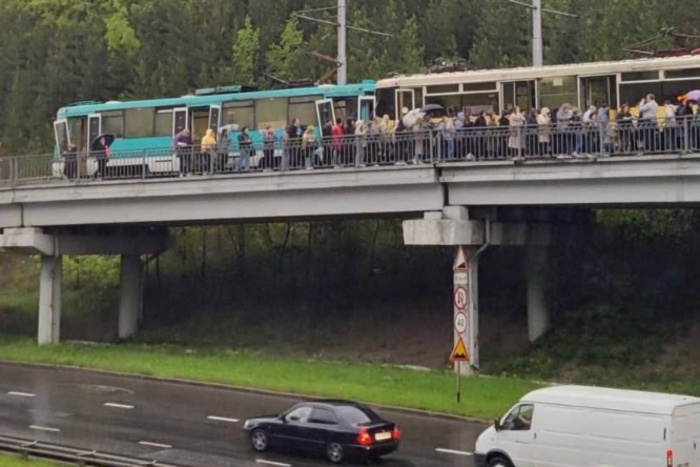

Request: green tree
left=266, top=17, right=305, bottom=81
left=232, top=16, right=260, bottom=85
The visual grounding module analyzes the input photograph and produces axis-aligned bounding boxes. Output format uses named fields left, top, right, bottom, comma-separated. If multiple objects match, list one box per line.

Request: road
left=0, top=364, right=486, bottom=467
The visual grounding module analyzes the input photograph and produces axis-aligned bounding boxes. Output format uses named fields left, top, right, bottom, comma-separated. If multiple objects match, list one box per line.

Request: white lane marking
left=207, top=415, right=240, bottom=423
left=104, top=402, right=135, bottom=409
left=8, top=392, right=36, bottom=398
left=255, top=460, right=291, bottom=467
left=435, top=448, right=474, bottom=456
left=138, top=441, right=172, bottom=449
left=29, top=425, right=60, bottom=433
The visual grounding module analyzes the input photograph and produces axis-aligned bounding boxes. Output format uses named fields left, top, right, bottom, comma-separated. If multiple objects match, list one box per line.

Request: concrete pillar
left=118, top=255, right=142, bottom=340
left=526, top=245, right=550, bottom=342
left=38, top=256, right=62, bottom=345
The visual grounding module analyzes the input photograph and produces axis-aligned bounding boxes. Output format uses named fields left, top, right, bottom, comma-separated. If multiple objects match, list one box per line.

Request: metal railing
left=0, top=434, right=183, bottom=467
left=1, top=116, right=699, bottom=188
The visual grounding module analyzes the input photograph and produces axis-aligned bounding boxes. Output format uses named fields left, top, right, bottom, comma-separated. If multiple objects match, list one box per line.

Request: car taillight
left=392, top=427, right=401, bottom=440
left=667, top=449, right=673, bottom=467
left=358, top=428, right=372, bottom=446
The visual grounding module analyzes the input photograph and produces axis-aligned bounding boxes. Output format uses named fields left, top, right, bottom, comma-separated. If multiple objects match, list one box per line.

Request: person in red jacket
left=332, top=118, right=345, bottom=167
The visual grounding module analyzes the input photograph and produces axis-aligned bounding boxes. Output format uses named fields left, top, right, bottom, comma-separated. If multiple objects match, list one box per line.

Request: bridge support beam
left=118, top=255, right=142, bottom=341
left=404, top=206, right=552, bottom=375
left=38, top=255, right=62, bottom=345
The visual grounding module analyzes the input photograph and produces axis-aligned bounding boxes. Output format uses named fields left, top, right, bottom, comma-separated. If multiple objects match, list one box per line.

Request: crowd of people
left=49, top=94, right=700, bottom=181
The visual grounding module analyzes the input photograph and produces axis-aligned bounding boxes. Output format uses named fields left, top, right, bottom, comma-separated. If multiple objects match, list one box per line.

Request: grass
left=0, top=454, right=58, bottom=467
left=0, top=335, right=540, bottom=420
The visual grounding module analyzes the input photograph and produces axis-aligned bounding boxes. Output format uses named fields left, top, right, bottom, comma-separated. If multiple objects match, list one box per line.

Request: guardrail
left=0, top=434, right=183, bottom=467
left=1, top=116, right=699, bottom=188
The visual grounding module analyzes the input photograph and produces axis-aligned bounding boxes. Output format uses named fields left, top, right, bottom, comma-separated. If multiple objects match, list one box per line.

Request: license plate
left=375, top=431, right=392, bottom=441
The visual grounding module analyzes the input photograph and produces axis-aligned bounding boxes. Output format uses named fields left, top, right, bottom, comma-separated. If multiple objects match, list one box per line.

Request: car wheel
left=250, top=429, right=269, bottom=452
left=488, top=456, right=512, bottom=467
left=326, top=442, right=345, bottom=464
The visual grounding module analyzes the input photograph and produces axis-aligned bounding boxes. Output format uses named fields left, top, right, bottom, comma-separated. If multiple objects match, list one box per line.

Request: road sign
left=450, top=337, right=470, bottom=363
left=454, top=312, right=467, bottom=334
left=453, top=247, right=468, bottom=272
left=454, top=287, right=467, bottom=310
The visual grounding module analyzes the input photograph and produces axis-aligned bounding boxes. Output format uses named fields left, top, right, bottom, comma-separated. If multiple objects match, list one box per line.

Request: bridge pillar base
left=38, top=255, right=62, bottom=345
left=118, top=255, right=142, bottom=341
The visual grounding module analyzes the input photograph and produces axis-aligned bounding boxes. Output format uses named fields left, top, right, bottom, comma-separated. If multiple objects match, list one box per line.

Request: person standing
left=664, top=100, right=678, bottom=151
left=617, top=103, right=635, bottom=154
left=217, top=129, right=230, bottom=172
left=201, top=128, right=217, bottom=174
left=302, top=126, right=319, bottom=169
left=286, top=118, right=303, bottom=169
left=556, top=103, right=573, bottom=156
left=173, top=128, right=193, bottom=176
left=508, top=107, right=526, bottom=158
left=639, top=94, right=659, bottom=152
left=537, top=107, right=552, bottom=157
left=331, top=118, right=344, bottom=167
left=237, top=127, right=252, bottom=172
left=262, top=126, right=276, bottom=170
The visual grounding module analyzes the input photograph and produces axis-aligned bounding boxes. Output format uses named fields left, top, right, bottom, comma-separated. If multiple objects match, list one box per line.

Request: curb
left=0, top=360, right=490, bottom=425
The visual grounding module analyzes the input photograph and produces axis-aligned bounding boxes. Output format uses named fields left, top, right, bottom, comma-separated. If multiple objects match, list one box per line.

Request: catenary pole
left=337, top=0, right=347, bottom=85
left=532, top=0, right=543, bottom=67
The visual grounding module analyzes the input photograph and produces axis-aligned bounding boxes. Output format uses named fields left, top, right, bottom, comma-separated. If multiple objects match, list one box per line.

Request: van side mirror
left=494, top=418, right=502, bottom=432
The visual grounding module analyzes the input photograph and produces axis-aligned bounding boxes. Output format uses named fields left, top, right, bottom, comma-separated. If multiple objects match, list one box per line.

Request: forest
left=2, top=0, right=700, bottom=154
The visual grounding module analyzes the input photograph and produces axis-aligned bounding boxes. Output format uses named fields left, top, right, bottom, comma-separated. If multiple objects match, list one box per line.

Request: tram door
left=54, top=119, right=71, bottom=153
left=173, top=108, right=188, bottom=136
left=315, top=99, right=336, bottom=130
left=208, top=105, right=221, bottom=135
left=395, top=89, right=416, bottom=121
left=359, top=96, right=376, bottom=123
left=501, top=81, right=537, bottom=112
left=87, top=114, right=102, bottom=149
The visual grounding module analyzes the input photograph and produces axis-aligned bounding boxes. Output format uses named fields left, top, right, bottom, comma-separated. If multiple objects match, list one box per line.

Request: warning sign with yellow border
left=450, top=337, right=470, bottom=363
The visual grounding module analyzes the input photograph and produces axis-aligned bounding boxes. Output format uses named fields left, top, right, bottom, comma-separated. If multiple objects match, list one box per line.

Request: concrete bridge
left=2, top=152, right=699, bottom=373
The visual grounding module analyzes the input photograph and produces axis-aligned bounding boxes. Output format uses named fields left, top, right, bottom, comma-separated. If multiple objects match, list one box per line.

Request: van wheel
left=488, top=456, right=512, bottom=467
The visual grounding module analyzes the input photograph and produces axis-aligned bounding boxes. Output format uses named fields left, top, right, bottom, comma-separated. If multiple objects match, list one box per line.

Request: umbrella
left=91, top=134, right=115, bottom=150
left=402, top=108, right=425, bottom=128
left=681, top=90, right=700, bottom=103
left=421, top=104, right=445, bottom=113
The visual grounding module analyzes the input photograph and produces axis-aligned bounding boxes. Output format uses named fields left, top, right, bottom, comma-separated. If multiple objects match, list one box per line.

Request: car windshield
left=336, top=405, right=380, bottom=426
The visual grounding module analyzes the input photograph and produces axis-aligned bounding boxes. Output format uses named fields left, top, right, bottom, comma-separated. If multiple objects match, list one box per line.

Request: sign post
left=452, top=246, right=479, bottom=379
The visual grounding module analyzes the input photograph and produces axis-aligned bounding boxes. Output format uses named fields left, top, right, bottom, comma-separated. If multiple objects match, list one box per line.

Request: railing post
left=517, top=126, right=523, bottom=159
left=141, top=150, right=147, bottom=181
left=599, top=122, right=605, bottom=158
left=684, top=117, right=691, bottom=154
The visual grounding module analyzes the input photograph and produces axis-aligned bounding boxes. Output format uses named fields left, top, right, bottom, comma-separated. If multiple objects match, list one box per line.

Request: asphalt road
left=0, top=364, right=487, bottom=467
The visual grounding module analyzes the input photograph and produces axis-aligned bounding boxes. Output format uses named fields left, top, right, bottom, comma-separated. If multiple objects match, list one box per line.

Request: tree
left=232, top=16, right=260, bottom=85
left=266, top=17, right=305, bottom=81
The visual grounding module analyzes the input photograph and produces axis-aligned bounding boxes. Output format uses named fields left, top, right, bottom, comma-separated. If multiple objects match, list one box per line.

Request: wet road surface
left=0, top=364, right=486, bottom=467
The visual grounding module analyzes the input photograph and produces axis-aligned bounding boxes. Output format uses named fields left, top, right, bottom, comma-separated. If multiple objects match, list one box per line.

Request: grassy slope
left=0, top=336, right=539, bottom=420
left=0, top=455, right=57, bottom=467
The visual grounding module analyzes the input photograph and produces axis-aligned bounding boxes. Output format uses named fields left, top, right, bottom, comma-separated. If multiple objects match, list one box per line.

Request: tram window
left=462, top=82, right=498, bottom=92
left=538, top=76, right=578, bottom=110
left=101, top=111, right=124, bottom=138
left=666, top=68, right=700, bottom=80
left=426, top=95, right=461, bottom=116
left=223, top=101, right=254, bottom=129
left=621, top=71, right=660, bottom=82
left=661, top=80, right=700, bottom=104
left=155, top=110, right=173, bottom=137
left=426, top=84, right=459, bottom=95
left=620, top=82, right=662, bottom=107
left=124, top=108, right=155, bottom=138
left=255, top=98, right=288, bottom=129
left=462, top=93, right=498, bottom=114
left=289, top=96, right=320, bottom=127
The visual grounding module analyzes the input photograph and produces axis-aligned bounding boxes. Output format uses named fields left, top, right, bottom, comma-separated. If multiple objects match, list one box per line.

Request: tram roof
left=376, top=55, right=700, bottom=89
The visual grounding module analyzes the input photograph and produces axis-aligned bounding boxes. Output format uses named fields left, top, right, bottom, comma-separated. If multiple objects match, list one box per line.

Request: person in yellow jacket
left=202, top=128, right=217, bottom=151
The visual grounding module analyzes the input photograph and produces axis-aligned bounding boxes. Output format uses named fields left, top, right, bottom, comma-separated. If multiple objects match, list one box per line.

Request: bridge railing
left=1, top=116, right=699, bottom=188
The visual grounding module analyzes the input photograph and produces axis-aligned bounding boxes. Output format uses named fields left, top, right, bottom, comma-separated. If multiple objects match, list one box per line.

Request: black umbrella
left=421, top=104, right=445, bottom=113
left=91, top=134, right=115, bottom=150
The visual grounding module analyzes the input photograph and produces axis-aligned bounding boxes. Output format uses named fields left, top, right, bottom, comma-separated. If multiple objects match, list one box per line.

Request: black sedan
left=243, top=400, right=400, bottom=464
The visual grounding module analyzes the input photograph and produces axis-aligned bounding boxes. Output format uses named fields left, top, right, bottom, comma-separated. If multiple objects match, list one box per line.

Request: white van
left=475, top=385, right=700, bottom=467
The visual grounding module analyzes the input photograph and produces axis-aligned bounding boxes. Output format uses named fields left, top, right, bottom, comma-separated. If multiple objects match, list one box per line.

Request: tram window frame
left=101, top=110, right=124, bottom=138
left=620, top=71, right=661, bottom=82
left=124, top=107, right=156, bottom=139
left=665, top=68, right=700, bottom=80
left=538, top=76, right=578, bottom=110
